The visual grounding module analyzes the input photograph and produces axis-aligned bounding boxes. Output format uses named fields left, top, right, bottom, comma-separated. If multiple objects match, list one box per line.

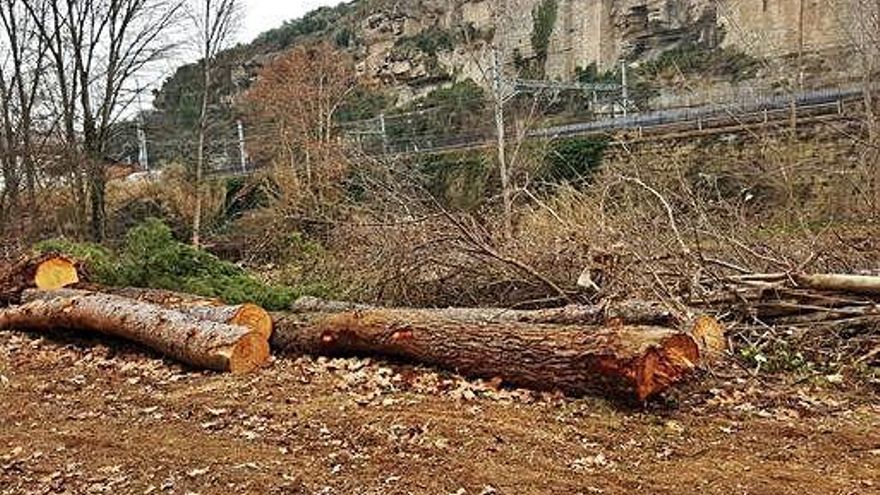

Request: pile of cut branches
left=692, top=271, right=880, bottom=369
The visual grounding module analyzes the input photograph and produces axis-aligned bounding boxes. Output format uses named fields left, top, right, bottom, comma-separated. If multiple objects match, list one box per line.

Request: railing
left=204, top=83, right=872, bottom=175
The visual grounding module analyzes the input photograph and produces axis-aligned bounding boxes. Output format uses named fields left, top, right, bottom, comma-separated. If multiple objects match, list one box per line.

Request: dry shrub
left=105, top=164, right=226, bottom=241
left=306, top=128, right=880, bottom=376
left=316, top=127, right=879, bottom=312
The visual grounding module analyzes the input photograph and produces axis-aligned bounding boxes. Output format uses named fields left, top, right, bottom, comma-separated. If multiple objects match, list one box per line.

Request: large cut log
left=271, top=309, right=723, bottom=400
left=290, top=296, right=679, bottom=326
left=64, top=286, right=272, bottom=340
left=0, top=253, right=79, bottom=306
left=0, top=291, right=269, bottom=372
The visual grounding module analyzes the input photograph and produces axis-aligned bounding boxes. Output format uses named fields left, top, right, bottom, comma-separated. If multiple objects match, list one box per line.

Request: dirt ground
left=1, top=329, right=878, bottom=495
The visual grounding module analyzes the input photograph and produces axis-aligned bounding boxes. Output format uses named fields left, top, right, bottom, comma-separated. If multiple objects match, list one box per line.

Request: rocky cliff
left=153, top=0, right=858, bottom=123
left=349, top=0, right=850, bottom=101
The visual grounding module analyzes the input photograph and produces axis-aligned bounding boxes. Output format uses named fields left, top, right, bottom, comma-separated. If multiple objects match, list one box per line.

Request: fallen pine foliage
left=34, top=219, right=306, bottom=310
left=0, top=291, right=269, bottom=373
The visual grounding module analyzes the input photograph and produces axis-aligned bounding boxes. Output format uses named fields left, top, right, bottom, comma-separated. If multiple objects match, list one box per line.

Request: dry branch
left=0, top=291, right=269, bottom=373
left=793, top=273, right=880, bottom=295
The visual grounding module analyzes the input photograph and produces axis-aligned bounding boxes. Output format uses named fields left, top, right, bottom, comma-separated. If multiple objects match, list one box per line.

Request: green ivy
left=530, top=0, right=558, bottom=76
left=541, top=136, right=608, bottom=184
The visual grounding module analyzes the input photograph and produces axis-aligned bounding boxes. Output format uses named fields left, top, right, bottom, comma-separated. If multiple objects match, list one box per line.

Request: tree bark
left=271, top=309, right=723, bottom=400
left=0, top=253, right=79, bottom=306
left=38, top=286, right=272, bottom=340
left=289, top=296, right=679, bottom=326
left=0, top=291, right=268, bottom=373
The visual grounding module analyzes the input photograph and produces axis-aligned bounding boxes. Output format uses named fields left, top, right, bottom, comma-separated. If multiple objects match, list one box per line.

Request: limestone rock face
left=346, top=0, right=853, bottom=101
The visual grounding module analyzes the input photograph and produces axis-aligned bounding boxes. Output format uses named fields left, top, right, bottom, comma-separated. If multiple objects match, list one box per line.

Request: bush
left=637, top=43, right=760, bottom=83
left=35, top=218, right=317, bottom=310
left=541, top=136, right=608, bottom=184
left=393, top=27, right=454, bottom=57
left=417, top=151, right=493, bottom=210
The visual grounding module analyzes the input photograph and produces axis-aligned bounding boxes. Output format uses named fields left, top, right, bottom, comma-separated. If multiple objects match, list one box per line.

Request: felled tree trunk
left=290, top=296, right=679, bottom=326
left=271, top=309, right=723, bottom=400
left=64, top=286, right=272, bottom=340
left=0, top=253, right=79, bottom=306
left=0, top=291, right=269, bottom=373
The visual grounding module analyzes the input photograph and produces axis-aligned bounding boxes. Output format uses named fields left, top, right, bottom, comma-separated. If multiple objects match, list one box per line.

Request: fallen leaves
left=1, top=328, right=878, bottom=494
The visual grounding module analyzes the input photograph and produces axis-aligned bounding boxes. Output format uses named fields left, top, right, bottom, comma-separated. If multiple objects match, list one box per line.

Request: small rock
left=186, top=467, right=209, bottom=478
left=825, top=374, right=844, bottom=384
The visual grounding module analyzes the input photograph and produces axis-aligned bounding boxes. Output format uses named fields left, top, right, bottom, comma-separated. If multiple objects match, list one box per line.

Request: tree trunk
left=271, top=309, right=723, bottom=401
left=289, top=296, right=679, bottom=326
left=0, top=253, right=79, bottom=306
left=29, top=286, right=272, bottom=340
left=0, top=291, right=268, bottom=373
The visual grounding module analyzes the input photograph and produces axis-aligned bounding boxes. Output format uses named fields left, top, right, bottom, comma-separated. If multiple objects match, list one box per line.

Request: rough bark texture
left=67, top=286, right=272, bottom=339
left=290, top=296, right=679, bottom=326
left=0, top=253, right=79, bottom=306
left=0, top=291, right=268, bottom=373
left=271, top=309, right=721, bottom=400
left=75, top=285, right=225, bottom=306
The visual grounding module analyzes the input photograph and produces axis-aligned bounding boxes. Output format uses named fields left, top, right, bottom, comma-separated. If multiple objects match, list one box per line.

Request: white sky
left=240, top=0, right=341, bottom=43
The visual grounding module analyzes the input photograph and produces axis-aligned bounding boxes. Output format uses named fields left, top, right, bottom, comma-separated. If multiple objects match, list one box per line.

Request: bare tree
left=834, top=0, right=880, bottom=213
left=0, top=0, right=49, bottom=228
left=244, top=42, right=359, bottom=192
left=24, top=0, right=182, bottom=240
left=187, top=0, right=240, bottom=247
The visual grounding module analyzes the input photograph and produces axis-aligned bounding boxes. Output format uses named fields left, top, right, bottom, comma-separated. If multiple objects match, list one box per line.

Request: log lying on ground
left=271, top=309, right=723, bottom=400
left=64, top=286, right=273, bottom=340
left=291, top=296, right=679, bottom=326
left=1, top=291, right=269, bottom=372
left=0, top=253, right=79, bottom=306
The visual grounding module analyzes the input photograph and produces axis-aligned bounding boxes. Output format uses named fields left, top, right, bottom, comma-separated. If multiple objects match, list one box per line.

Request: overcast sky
left=240, top=0, right=340, bottom=43
left=142, top=1, right=339, bottom=109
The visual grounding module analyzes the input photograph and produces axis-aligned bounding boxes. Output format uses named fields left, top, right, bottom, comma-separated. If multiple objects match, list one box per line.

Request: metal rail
left=207, top=84, right=870, bottom=176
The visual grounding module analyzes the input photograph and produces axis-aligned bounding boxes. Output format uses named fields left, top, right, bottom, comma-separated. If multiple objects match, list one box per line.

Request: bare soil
left=1, top=329, right=878, bottom=495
